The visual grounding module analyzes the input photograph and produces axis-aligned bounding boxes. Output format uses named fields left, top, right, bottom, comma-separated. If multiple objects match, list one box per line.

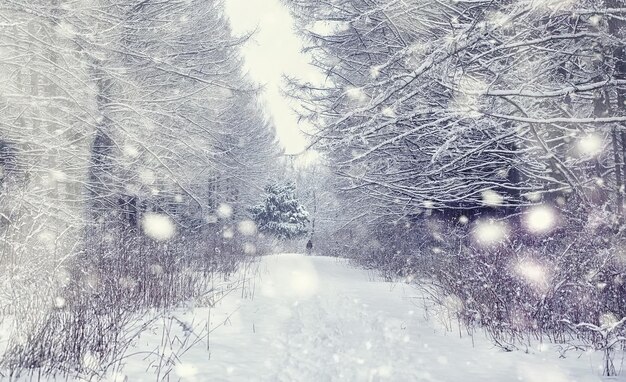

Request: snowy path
left=125, top=254, right=617, bottom=381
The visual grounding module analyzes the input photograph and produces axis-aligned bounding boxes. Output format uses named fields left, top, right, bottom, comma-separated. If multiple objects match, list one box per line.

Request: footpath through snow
left=122, top=254, right=620, bottom=382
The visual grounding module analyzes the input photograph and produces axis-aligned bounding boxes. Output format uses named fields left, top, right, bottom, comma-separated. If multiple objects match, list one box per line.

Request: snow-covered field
left=107, top=254, right=622, bottom=382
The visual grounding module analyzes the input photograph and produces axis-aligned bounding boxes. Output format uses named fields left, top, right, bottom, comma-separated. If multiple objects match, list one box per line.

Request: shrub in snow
left=249, top=182, right=310, bottom=240
left=142, top=213, right=176, bottom=241
left=326, top=200, right=626, bottom=373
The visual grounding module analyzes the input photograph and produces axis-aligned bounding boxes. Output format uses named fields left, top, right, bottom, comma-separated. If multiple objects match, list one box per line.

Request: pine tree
left=250, top=182, right=309, bottom=239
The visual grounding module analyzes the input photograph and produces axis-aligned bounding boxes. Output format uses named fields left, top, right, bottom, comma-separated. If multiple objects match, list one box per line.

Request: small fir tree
left=250, top=182, right=309, bottom=239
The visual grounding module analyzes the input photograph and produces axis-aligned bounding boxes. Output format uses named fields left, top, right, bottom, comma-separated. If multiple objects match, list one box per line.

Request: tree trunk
left=607, top=0, right=626, bottom=222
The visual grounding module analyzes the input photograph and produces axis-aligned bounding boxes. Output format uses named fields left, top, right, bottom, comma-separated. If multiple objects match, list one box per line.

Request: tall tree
left=0, top=1, right=282, bottom=369
left=250, top=182, right=309, bottom=240
left=287, top=0, right=626, bottom=218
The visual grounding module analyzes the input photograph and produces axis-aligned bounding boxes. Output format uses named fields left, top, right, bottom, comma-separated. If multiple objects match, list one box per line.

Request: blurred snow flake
left=451, top=76, right=487, bottom=118
left=524, top=205, right=557, bottom=234
left=369, top=65, right=382, bottom=78
left=56, top=268, right=71, bottom=288
left=589, top=14, right=603, bottom=27
left=599, top=312, right=619, bottom=329
left=123, top=144, right=140, bottom=158
left=595, top=177, right=605, bottom=187
left=238, top=220, right=257, bottom=236
left=473, top=220, right=508, bottom=246
left=139, top=168, right=156, bottom=185
left=346, top=86, right=369, bottom=104
left=577, top=134, right=603, bottom=157
left=487, top=11, right=511, bottom=28
left=217, top=203, right=233, bottom=219
left=118, top=276, right=137, bottom=290
left=222, top=228, right=234, bottom=239
left=149, top=264, right=164, bottom=275
left=481, top=189, right=504, bottom=207
left=382, top=107, right=396, bottom=118
left=81, top=351, right=100, bottom=371
left=142, top=213, right=176, bottom=241
left=49, top=169, right=67, bottom=183
left=55, top=21, right=76, bottom=38
left=524, top=191, right=542, bottom=202
left=515, top=260, right=549, bottom=290
left=444, top=295, right=463, bottom=315
left=243, top=242, right=256, bottom=254
left=54, top=296, right=66, bottom=309
left=308, top=20, right=350, bottom=35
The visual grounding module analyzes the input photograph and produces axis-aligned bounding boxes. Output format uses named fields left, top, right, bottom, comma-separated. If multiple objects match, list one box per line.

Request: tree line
left=286, top=0, right=626, bottom=375
left=0, top=0, right=280, bottom=377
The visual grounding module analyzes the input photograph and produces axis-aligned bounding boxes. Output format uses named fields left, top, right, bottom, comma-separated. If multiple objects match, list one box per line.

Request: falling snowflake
left=149, top=264, right=164, bottom=275
left=81, top=351, right=100, bottom=371
left=382, top=107, right=396, bottom=118
left=217, top=203, right=233, bottom=219
left=577, top=134, right=603, bottom=157
left=223, top=228, right=234, bottom=239
left=515, top=260, right=549, bottom=290
left=139, top=168, right=156, bottom=185
left=473, top=220, right=508, bottom=246
left=481, top=190, right=504, bottom=207
left=243, top=243, right=257, bottom=254
left=524, top=205, right=557, bottom=234
left=346, top=86, right=369, bottom=104
left=369, top=65, right=382, bottom=79
left=142, top=213, right=176, bottom=241
left=54, top=296, right=66, bottom=309
left=123, top=143, right=140, bottom=158
left=238, top=220, right=257, bottom=236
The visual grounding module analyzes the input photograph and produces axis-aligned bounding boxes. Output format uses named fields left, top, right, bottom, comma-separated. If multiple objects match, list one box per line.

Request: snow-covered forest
left=0, top=0, right=625, bottom=380
left=287, top=0, right=626, bottom=376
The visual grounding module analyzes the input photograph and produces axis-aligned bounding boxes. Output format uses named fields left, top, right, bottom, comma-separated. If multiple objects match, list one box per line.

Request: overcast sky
left=224, top=0, right=321, bottom=155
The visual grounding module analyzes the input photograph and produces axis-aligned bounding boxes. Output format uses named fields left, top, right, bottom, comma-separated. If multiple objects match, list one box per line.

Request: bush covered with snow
left=250, top=182, right=310, bottom=240
left=325, top=206, right=626, bottom=374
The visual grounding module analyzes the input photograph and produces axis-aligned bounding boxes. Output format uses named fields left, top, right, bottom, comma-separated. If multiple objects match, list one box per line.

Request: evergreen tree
left=250, top=182, right=309, bottom=239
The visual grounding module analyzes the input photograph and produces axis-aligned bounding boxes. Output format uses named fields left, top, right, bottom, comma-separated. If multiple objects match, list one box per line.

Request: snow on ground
left=117, top=254, right=623, bottom=382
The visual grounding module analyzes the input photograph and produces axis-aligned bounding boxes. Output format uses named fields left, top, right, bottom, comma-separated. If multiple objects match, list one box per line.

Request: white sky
left=224, top=0, right=321, bottom=155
